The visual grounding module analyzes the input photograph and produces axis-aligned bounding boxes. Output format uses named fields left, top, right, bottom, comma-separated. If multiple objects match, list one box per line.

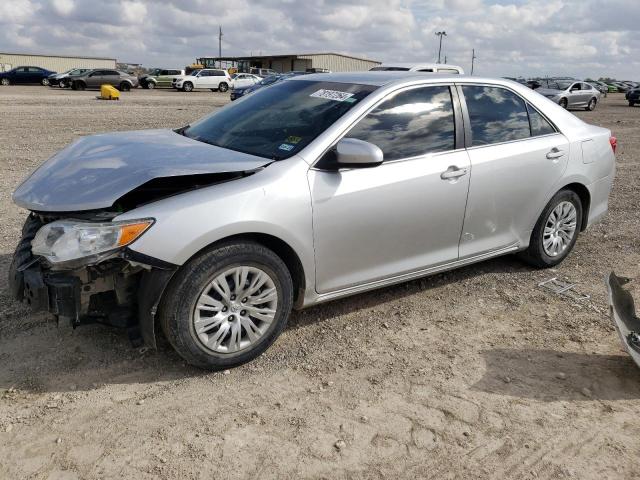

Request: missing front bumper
left=606, top=272, right=640, bottom=368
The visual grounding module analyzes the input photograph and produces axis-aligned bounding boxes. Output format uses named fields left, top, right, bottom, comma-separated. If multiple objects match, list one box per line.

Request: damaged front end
left=9, top=212, right=177, bottom=347
left=606, top=272, right=640, bottom=368
left=9, top=128, right=274, bottom=347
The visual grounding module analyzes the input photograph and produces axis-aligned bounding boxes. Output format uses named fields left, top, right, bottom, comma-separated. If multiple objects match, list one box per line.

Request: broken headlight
left=31, top=219, right=153, bottom=264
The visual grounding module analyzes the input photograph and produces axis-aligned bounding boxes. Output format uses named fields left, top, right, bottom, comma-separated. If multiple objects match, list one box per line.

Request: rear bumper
left=606, top=272, right=640, bottom=368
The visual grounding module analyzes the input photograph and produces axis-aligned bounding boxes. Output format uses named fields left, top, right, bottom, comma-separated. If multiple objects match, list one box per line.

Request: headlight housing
left=31, top=219, right=153, bottom=265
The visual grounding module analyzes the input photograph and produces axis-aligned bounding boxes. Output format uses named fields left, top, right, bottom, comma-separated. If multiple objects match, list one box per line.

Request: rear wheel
left=72, top=81, right=86, bottom=91
left=218, top=82, right=229, bottom=92
left=630, top=101, right=635, bottom=107
left=118, top=82, right=131, bottom=92
left=585, top=97, right=597, bottom=111
left=160, top=241, right=293, bottom=370
left=520, top=189, right=583, bottom=268
left=559, top=98, right=568, bottom=109
left=182, top=82, right=193, bottom=92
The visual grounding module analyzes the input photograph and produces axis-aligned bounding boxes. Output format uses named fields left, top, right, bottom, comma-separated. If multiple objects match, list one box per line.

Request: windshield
left=183, top=80, right=377, bottom=160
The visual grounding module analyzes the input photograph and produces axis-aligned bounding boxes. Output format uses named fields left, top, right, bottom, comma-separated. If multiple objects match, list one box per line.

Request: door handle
left=440, top=166, right=468, bottom=180
left=546, top=148, right=565, bottom=159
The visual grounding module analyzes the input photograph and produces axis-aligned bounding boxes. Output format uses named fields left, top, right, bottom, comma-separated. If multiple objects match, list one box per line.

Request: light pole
left=435, top=31, right=447, bottom=63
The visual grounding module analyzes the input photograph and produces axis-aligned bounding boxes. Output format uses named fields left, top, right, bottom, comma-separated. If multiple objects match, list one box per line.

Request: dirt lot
left=0, top=86, right=639, bottom=480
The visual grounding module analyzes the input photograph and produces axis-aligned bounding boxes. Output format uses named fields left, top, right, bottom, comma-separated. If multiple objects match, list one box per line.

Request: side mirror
left=335, top=138, right=383, bottom=168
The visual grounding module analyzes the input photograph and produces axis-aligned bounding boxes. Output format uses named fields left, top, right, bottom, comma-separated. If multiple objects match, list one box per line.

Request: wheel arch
left=558, top=182, right=591, bottom=231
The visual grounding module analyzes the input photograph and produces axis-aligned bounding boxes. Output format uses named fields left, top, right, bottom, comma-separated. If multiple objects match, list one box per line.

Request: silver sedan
left=10, top=73, right=616, bottom=369
left=536, top=80, right=601, bottom=110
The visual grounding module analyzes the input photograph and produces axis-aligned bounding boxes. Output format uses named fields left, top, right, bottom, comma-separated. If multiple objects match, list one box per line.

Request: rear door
left=101, top=70, right=121, bottom=87
left=458, top=84, right=570, bottom=258
left=309, top=84, right=471, bottom=293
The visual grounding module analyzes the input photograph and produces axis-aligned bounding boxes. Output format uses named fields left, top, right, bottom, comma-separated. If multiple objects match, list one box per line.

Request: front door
left=86, top=70, right=103, bottom=88
left=458, top=85, right=570, bottom=258
left=309, top=85, right=470, bottom=293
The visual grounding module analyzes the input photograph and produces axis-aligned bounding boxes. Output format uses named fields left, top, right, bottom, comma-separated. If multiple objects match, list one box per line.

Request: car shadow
left=472, top=348, right=640, bottom=401
left=287, top=255, right=533, bottom=331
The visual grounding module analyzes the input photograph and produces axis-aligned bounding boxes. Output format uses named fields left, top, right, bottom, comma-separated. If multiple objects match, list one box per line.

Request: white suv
left=172, top=69, right=232, bottom=92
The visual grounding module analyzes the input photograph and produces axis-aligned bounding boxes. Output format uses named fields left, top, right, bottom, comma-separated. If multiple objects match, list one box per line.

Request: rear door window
left=527, top=103, right=556, bottom=137
left=347, top=86, right=456, bottom=161
left=461, top=85, right=530, bottom=146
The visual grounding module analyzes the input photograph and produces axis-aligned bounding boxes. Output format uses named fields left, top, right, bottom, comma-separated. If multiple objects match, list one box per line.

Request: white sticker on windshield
left=310, top=89, right=354, bottom=102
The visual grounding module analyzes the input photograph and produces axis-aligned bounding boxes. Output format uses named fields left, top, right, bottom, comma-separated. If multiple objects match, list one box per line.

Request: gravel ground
left=1, top=86, right=639, bottom=480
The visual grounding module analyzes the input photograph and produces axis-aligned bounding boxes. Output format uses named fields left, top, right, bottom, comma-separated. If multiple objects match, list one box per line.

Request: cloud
left=0, top=0, right=638, bottom=79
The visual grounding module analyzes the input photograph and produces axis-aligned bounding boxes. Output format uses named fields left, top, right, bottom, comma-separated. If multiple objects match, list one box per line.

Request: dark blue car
left=0, top=66, right=57, bottom=86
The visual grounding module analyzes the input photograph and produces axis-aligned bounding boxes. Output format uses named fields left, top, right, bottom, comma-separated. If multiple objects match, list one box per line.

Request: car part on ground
left=9, top=72, right=615, bottom=369
left=538, top=277, right=590, bottom=301
left=606, top=272, right=640, bottom=369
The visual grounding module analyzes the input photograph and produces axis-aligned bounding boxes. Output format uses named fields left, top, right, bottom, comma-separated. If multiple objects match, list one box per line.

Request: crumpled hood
left=12, top=129, right=271, bottom=212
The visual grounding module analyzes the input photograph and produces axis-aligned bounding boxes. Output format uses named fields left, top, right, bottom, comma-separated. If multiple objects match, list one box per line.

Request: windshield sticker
left=286, top=135, right=302, bottom=144
left=310, top=89, right=355, bottom=102
left=278, top=143, right=295, bottom=152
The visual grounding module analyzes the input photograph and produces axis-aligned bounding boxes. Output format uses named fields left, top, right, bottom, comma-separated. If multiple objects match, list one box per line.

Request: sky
left=1, top=0, right=639, bottom=79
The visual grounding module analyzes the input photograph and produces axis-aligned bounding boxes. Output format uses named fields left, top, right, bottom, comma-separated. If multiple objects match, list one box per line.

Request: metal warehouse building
left=199, top=52, right=381, bottom=73
left=0, top=52, right=116, bottom=73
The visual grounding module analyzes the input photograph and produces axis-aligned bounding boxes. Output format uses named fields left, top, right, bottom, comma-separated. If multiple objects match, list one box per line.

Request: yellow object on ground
left=98, top=84, right=120, bottom=100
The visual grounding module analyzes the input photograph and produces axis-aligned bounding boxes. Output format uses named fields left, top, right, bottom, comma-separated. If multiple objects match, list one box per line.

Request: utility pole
left=218, top=26, right=223, bottom=68
left=471, top=49, right=477, bottom=75
left=435, top=31, right=447, bottom=63
left=444, top=55, right=447, bottom=64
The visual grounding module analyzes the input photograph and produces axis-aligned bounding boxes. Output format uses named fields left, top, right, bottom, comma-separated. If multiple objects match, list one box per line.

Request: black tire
left=146, top=81, right=155, bottom=90
left=559, top=98, right=568, bottom=109
left=1, top=78, right=10, bottom=86
left=218, top=82, right=229, bottom=92
left=73, top=81, right=86, bottom=91
left=585, top=97, right=597, bottom=111
left=59, top=79, right=68, bottom=88
left=520, top=189, right=583, bottom=268
left=159, top=241, right=294, bottom=370
left=41, top=78, right=49, bottom=86
left=8, top=215, right=43, bottom=302
left=118, top=82, right=131, bottom=92
left=182, top=82, right=193, bottom=92
left=630, top=102, right=635, bottom=107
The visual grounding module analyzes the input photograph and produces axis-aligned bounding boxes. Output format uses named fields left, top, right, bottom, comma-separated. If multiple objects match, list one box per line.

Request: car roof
left=290, top=71, right=512, bottom=88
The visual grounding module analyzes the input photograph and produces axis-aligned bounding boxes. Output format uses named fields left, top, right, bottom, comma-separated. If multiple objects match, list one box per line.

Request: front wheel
left=520, top=190, right=583, bottom=268
left=182, top=82, right=193, bottom=92
left=118, top=82, right=131, bottom=92
left=41, top=78, right=49, bottom=86
left=559, top=98, right=568, bottom=109
left=159, top=242, right=293, bottom=370
left=59, top=79, right=68, bottom=88
left=1, top=78, right=10, bottom=86
left=146, top=81, right=155, bottom=90
left=218, top=82, right=229, bottom=92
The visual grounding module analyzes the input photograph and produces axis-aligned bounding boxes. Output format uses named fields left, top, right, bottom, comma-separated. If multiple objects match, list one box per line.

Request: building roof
left=205, top=52, right=380, bottom=63
left=0, top=51, right=116, bottom=61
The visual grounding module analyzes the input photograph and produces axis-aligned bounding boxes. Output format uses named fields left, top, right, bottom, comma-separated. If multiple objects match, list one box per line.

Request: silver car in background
left=9, top=73, right=615, bottom=370
left=536, top=80, right=601, bottom=110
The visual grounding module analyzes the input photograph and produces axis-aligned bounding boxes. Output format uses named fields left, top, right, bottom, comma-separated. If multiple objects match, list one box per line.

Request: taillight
left=610, top=136, right=617, bottom=154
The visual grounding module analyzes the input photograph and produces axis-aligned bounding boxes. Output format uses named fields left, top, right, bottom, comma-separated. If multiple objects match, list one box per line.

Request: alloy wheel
left=1, top=78, right=9, bottom=86
left=543, top=201, right=577, bottom=257
left=192, top=266, right=278, bottom=354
